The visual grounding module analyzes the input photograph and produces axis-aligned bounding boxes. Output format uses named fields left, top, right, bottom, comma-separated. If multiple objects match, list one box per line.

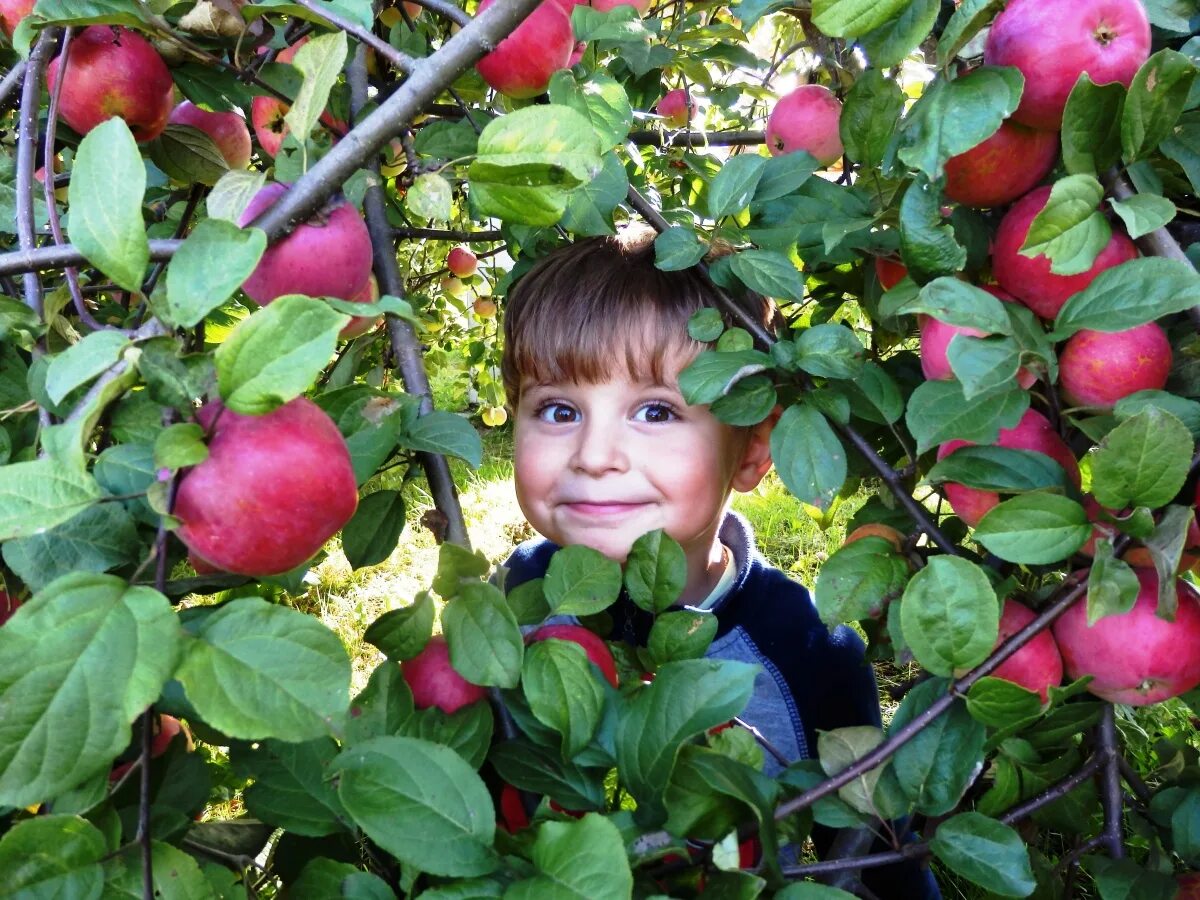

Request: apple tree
left=2, top=0, right=1200, bottom=896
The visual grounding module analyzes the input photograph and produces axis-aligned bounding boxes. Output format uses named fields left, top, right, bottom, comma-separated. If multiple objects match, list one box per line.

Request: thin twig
left=394, top=227, right=503, bottom=241
left=1096, top=705, right=1125, bottom=860
left=16, top=29, right=58, bottom=320
left=138, top=704, right=154, bottom=900
left=290, top=0, right=417, bottom=73
left=405, top=0, right=470, bottom=26
left=0, top=58, right=27, bottom=113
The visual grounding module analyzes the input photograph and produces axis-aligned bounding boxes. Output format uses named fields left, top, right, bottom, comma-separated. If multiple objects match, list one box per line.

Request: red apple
left=989, top=599, right=1063, bottom=703
left=340, top=274, right=382, bottom=340
left=874, top=257, right=908, bottom=290
left=567, top=40, right=587, bottom=67
left=0, top=0, right=34, bottom=37
left=188, top=551, right=224, bottom=575
left=447, top=246, right=478, bottom=278
left=175, top=398, right=359, bottom=576
left=401, top=636, right=488, bottom=713
left=1053, top=568, right=1200, bottom=705
left=237, top=182, right=374, bottom=306
left=0, top=591, right=19, bottom=628
left=109, top=714, right=191, bottom=782
left=1058, top=323, right=1171, bottom=409
left=590, top=0, right=650, bottom=12
left=992, top=186, right=1139, bottom=321
left=943, top=119, right=1059, bottom=208
left=984, top=0, right=1150, bottom=131
left=919, top=286, right=1037, bottom=387
left=526, top=623, right=618, bottom=687
left=475, top=0, right=574, bottom=99
left=656, top=89, right=695, bottom=128
left=498, top=782, right=531, bottom=832
left=168, top=101, right=252, bottom=169
left=45, top=26, right=175, bottom=143
left=251, top=39, right=348, bottom=156
left=765, top=84, right=843, bottom=167
left=938, top=409, right=1080, bottom=527
left=1177, top=872, right=1200, bottom=900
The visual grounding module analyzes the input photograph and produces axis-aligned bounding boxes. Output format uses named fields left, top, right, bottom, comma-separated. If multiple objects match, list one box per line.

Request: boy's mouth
left=560, top=501, right=650, bottom=517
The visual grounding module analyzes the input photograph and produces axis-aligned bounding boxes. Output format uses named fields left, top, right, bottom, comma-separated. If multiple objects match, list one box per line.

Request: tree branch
left=1096, top=705, right=1125, bottom=860
left=16, top=29, right=58, bottom=320
left=0, top=239, right=184, bottom=278
left=290, top=0, right=417, bottom=73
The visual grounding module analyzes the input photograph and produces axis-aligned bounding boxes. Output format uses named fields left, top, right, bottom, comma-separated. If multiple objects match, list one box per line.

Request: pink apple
left=527, top=623, right=619, bottom=687
left=567, top=40, right=587, bottom=67
left=175, top=398, right=359, bottom=576
left=0, top=591, right=19, bottom=628
left=656, top=88, right=695, bottom=128
left=447, top=246, right=478, bottom=278
left=45, top=26, right=175, bottom=143
left=984, top=0, right=1151, bottom=131
left=989, top=599, right=1063, bottom=703
left=401, top=636, right=488, bottom=713
left=992, top=186, right=1139, bottom=321
left=590, top=0, right=650, bottom=12
left=874, top=257, right=908, bottom=290
left=251, top=39, right=348, bottom=156
left=919, top=286, right=1037, bottom=387
left=938, top=409, right=1080, bottom=527
left=0, top=0, right=34, bottom=37
left=340, top=274, right=382, bottom=340
left=1058, top=322, right=1171, bottom=409
left=765, top=84, right=843, bottom=167
left=1053, top=568, right=1200, bottom=705
left=943, top=119, right=1059, bottom=208
left=237, top=182, right=374, bottom=306
left=168, top=101, right=252, bottom=169
left=475, top=0, right=574, bottom=99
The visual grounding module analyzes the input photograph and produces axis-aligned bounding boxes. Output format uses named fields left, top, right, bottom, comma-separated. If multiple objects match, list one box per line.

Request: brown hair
left=501, top=228, right=772, bottom=407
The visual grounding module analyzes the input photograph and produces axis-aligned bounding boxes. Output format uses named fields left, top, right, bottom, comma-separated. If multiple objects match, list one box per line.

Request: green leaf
left=544, top=544, right=623, bottom=617
left=935, top=0, right=1004, bottom=67
left=164, top=219, right=267, bottom=328
left=1108, top=194, right=1176, bottom=240
left=811, top=0, right=910, bottom=36
left=153, top=421, right=208, bottom=471
left=1061, top=75, right=1125, bottom=175
left=147, top=124, right=228, bottom=186
left=905, top=380, right=1029, bottom=453
left=892, top=679, right=986, bottom=816
left=215, top=295, right=345, bottom=415
left=974, top=494, right=1091, bottom=564
left=403, top=410, right=483, bottom=468
left=841, top=360, right=903, bottom=425
left=1053, top=258, right=1200, bottom=336
left=236, top=738, right=350, bottom=836
left=1173, top=789, right=1200, bottom=865
left=1019, top=174, right=1111, bottom=276
left=342, top=489, right=405, bottom=569
left=646, top=608, right=720, bottom=668
left=289, top=859, right=394, bottom=899
left=1115, top=390, right=1200, bottom=440
left=400, top=702, right=494, bottom=771
left=947, top=335, right=1024, bottom=399
left=365, top=592, right=434, bottom=661
left=897, top=67, right=1022, bottom=181
left=655, top=226, right=708, bottom=271
left=817, top=725, right=887, bottom=815
left=776, top=885, right=859, bottom=900
left=413, top=118, right=481, bottom=161
left=407, top=172, right=453, bottom=221
left=489, top=739, right=606, bottom=811
left=547, top=71, right=633, bottom=150
left=901, top=277, right=1012, bottom=334
left=206, top=169, right=268, bottom=223
left=965, top=678, right=1043, bottom=729
left=900, top=556, right=999, bottom=677
left=929, top=812, right=1036, bottom=897
left=432, top=542, right=491, bottom=599
left=0, top=574, right=180, bottom=806
left=770, top=402, right=846, bottom=510
left=333, top=735, right=498, bottom=877
left=285, top=31, right=348, bottom=144
left=924, top=446, right=1069, bottom=494
left=0, top=458, right=104, bottom=541
left=0, top=815, right=107, bottom=897
left=560, top=151, right=628, bottom=237
left=523, top=639, right=605, bottom=758
left=795, top=324, right=864, bottom=379
left=624, top=528, right=687, bottom=613
left=67, top=118, right=148, bottom=292
left=1121, top=49, right=1198, bottom=161
left=616, top=659, right=758, bottom=825
left=1086, top=541, right=1141, bottom=626
left=44, top=329, right=131, bottom=405
left=856, top=0, right=940, bottom=68
left=898, top=176, right=967, bottom=283
left=505, top=814, right=632, bottom=900
left=443, top=582, right=523, bottom=688
left=345, top=662, right=414, bottom=744
left=710, top=374, right=778, bottom=427
left=1090, top=407, right=1193, bottom=510
left=2, top=502, right=141, bottom=591
left=814, top=537, right=910, bottom=625
left=175, top=596, right=351, bottom=741
left=754, top=152, right=817, bottom=201
left=709, top=154, right=767, bottom=219
left=678, top=349, right=773, bottom=405
left=1086, top=857, right=1178, bottom=900
left=728, top=249, right=806, bottom=302
left=840, top=69, right=905, bottom=168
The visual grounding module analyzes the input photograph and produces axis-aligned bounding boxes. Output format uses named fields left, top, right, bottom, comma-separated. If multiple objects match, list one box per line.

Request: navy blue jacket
left=502, top=512, right=941, bottom=899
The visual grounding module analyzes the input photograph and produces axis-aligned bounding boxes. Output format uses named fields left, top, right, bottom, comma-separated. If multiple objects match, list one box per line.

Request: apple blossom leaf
left=402, top=409, right=483, bottom=468
left=489, top=738, right=607, bottom=810
left=398, top=701, right=493, bottom=771
left=924, top=447, right=1069, bottom=494
left=810, top=0, right=909, bottom=37
left=899, top=556, right=999, bottom=677
left=416, top=881, right=505, bottom=900
left=544, top=545, right=622, bottom=617
left=284, top=31, right=349, bottom=147
left=505, top=814, right=632, bottom=900
left=616, top=659, right=757, bottom=825
left=1108, top=194, right=1176, bottom=240
left=905, top=380, right=1030, bottom=453
left=2, top=502, right=141, bottom=591
left=840, top=69, right=905, bottom=168
left=656, top=226, right=709, bottom=272
left=648, top=611, right=718, bottom=665
left=710, top=374, right=778, bottom=426
left=899, top=277, right=1012, bottom=334
left=1061, top=75, right=1125, bottom=175
left=206, top=170, right=268, bottom=223
left=0, top=458, right=104, bottom=541
left=856, top=0, right=939, bottom=68
left=28, top=0, right=148, bottom=26
left=1122, top=49, right=1198, bottom=161
left=974, top=495, right=1092, bottom=564
left=892, top=678, right=986, bottom=816
left=234, top=737, right=350, bottom=837
left=44, top=329, right=131, bottom=404
left=1171, top=789, right=1200, bottom=865
left=930, top=813, right=1036, bottom=897
left=935, top=0, right=1003, bottom=67
left=548, top=71, right=633, bottom=150
left=216, top=295, right=345, bottom=415
left=755, top=152, right=817, bottom=201
left=363, top=591, right=434, bottom=662
left=413, top=119, right=481, bottom=161
left=164, top=219, right=267, bottom=328
left=342, top=489, right=406, bottom=570
left=947, top=335, right=1023, bottom=399
left=0, top=573, right=179, bottom=807
left=816, top=725, right=889, bottom=815
left=1115, top=390, right=1200, bottom=440
left=1052, top=258, right=1200, bottom=336
left=1019, top=174, right=1111, bottom=276
left=0, top=815, right=107, bottom=897
left=442, top=582, right=523, bottom=688
left=407, top=172, right=453, bottom=221
left=898, top=176, right=968, bottom=283
left=708, top=154, right=766, bottom=219
left=678, top=349, right=773, bottom=405
left=1085, top=858, right=1180, bottom=900
left=67, top=118, right=148, bottom=293
left=729, top=248, right=806, bottom=302
left=153, top=422, right=208, bottom=471
left=840, top=361, right=904, bottom=425
left=795, top=324, right=865, bottom=379
left=1142, top=505, right=1195, bottom=619
left=770, top=402, right=847, bottom=510
left=624, top=529, right=687, bottom=613
left=288, top=859, right=394, bottom=899
left=171, top=62, right=256, bottom=113
left=896, top=67, right=1022, bottom=181
left=1090, top=407, right=1192, bottom=510
left=523, top=639, right=605, bottom=759
left=560, top=151, right=628, bottom=237
left=175, top=596, right=351, bottom=741
left=332, top=736, right=498, bottom=877
left=147, top=124, right=229, bottom=186
left=813, top=537, right=910, bottom=626
left=1086, top=539, right=1141, bottom=626
left=344, top=661, right=414, bottom=745
left=570, top=4, right=650, bottom=42
left=964, top=678, right=1043, bottom=730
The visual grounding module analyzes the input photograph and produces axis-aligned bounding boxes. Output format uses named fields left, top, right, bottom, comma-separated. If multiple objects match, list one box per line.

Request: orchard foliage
left=3, top=0, right=1200, bottom=896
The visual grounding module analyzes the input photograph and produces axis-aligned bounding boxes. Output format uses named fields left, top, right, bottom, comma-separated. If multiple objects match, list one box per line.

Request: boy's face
left=513, top=348, right=772, bottom=576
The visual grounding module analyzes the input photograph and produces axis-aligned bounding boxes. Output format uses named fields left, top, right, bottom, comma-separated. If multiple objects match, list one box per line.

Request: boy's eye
left=634, top=402, right=677, bottom=424
left=537, top=403, right=578, bottom=424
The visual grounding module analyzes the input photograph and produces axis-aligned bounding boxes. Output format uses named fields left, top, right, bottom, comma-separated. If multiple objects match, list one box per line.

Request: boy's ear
left=731, top=405, right=782, bottom=493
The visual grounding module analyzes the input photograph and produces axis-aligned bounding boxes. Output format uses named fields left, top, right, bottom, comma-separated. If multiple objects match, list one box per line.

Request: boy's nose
left=570, top=420, right=629, bottom=475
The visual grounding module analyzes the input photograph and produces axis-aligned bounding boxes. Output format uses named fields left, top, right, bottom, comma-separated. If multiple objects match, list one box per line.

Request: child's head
left=503, top=229, right=778, bottom=602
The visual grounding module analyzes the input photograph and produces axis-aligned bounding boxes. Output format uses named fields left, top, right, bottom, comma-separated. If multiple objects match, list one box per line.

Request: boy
left=499, top=229, right=939, bottom=898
